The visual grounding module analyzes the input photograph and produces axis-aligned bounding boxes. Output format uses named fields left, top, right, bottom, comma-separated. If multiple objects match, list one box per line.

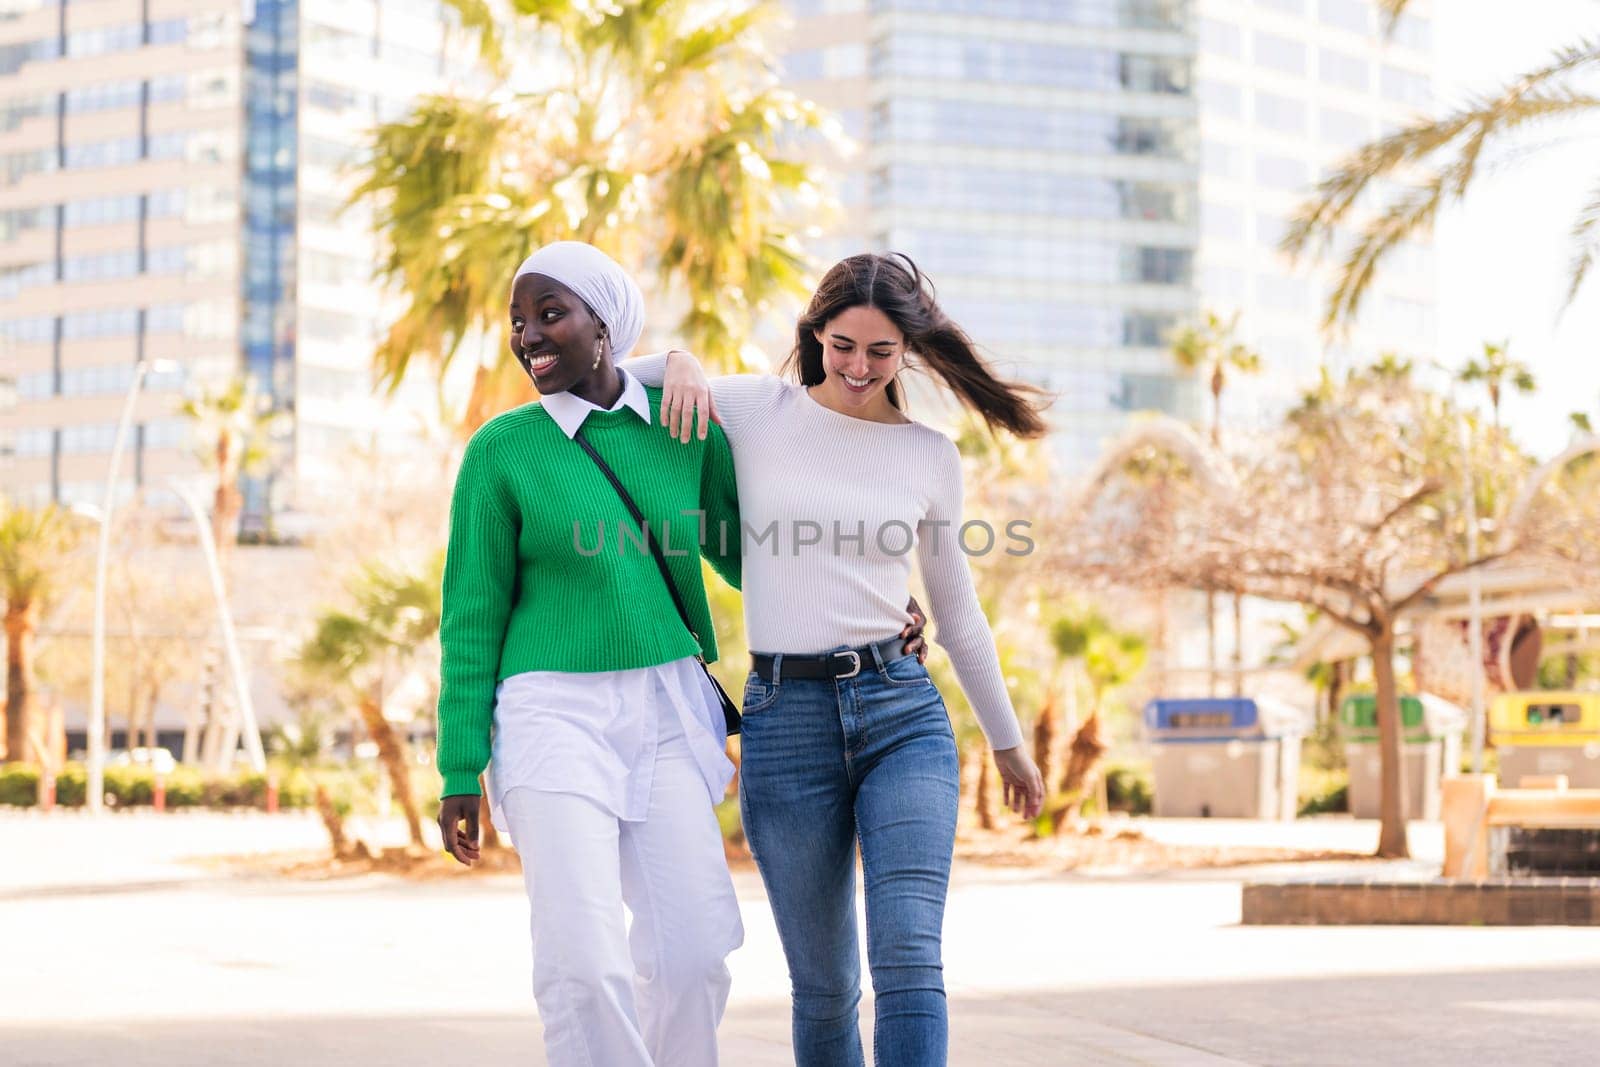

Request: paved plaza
left=2, top=813, right=1598, bottom=1065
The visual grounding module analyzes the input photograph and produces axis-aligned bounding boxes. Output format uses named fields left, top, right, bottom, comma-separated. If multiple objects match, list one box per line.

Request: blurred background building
left=0, top=0, right=463, bottom=530
left=777, top=0, right=1436, bottom=465
left=0, top=0, right=1439, bottom=515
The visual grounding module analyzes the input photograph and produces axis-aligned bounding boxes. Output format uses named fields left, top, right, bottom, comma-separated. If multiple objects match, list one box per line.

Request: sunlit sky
left=1433, top=1, right=1600, bottom=458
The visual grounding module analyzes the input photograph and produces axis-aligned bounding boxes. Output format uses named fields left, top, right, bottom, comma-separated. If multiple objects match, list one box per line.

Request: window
left=66, top=19, right=186, bottom=56
left=879, top=164, right=1193, bottom=222
left=1255, top=153, right=1308, bottom=191
left=303, top=252, right=371, bottom=286
left=1202, top=141, right=1242, bottom=179
left=1318, top=0, right=1368, bottom=33
left=301, top=308, right=373, bottom=343
left=1253, top=32, right=1306, bottom=76
left=1203, top=202, right=1246, bottom=239
left=0, top=92, right=52, bottom=131
left=61, top=249, right=143, bottom=283
left=871, top=0, right=1185, bottom=28
left=1200, top=263, right=1247, bottom=304
left=65, top=137, right=142, bottom=169
left=1198, top=81, right=1243, bottom=118
left=1392, top=13, right=1431, bottom=51
left=1255, top=211, right=1286, bottom=246
left=1318, top=48, right=1368, bottom=91
left=0, top=35, right=60, bottom=76
left=1381, top=65, right=1430, bottom=107
left=873, top=35, right=1190, bottom=94
left=1200, top=18, right=1242, bottom=59
left=63, top=308, right=140, bottom=339
left=64, top=80, right=142, bottom=114
left=142, top=419, right=191, bottom=449
left=890, top=229, right=1193, bottom=286
left=2, top=316, right=56, bottom=344
left=60, top=423, right=120, bottom=455
left=305, top=23, right=372, bottom=61
left=1319, top=107, right=1370, bottom=149
left=15, top=428, right=53, bottom=457
left=784, top=49, right=824, bottom=81
left=306, top=81, right=367, bottom=114
left=0, top=203, right=51, bottom=238
left=1258, top=272, right=1310, bottom=313
left=4, top=146, right=55, bottom=183
left=875, top=98, right=1192, bottom=158
left=1254, top=90, right=1306, bottom=134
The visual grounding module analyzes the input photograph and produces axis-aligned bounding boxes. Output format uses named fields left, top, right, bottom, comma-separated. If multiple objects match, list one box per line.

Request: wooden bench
left=1442, top=775, right=1600, bottom=878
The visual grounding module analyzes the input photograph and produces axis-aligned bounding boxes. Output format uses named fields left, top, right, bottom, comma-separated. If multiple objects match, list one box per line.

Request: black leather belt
left=751, top=638, right=908, bottom=682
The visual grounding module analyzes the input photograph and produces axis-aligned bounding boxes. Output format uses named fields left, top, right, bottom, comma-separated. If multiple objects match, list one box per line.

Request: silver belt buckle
left=832, top=650, right=861, bottom=679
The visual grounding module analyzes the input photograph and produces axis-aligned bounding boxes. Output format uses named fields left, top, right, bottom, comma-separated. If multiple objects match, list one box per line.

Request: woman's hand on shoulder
left=991, top=745, right=1045, bottom=820
left=662, top=348, right=718, bottom=444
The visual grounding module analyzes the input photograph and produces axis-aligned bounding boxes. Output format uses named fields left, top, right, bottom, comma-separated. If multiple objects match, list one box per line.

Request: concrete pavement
left=2, top=812, right=1598, bottom=1065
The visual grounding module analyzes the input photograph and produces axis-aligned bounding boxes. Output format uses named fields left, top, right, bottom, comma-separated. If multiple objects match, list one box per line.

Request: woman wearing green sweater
left=432, top=242, right=748, bottom=1066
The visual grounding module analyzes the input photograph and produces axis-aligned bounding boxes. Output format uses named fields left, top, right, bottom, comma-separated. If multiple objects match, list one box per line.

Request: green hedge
left=1104, top=762, right=1154, bottom=815
left=0, top=762, right=314, bottom=810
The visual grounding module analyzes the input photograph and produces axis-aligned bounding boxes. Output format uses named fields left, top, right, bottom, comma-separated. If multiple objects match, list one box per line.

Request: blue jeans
left=739, top=644, right=960, bottom=1067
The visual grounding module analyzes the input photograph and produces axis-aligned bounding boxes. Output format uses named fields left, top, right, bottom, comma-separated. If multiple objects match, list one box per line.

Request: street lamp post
left=1428, top=358, right=1488, bottom=775
left=87, top=358, right=177, bottom=815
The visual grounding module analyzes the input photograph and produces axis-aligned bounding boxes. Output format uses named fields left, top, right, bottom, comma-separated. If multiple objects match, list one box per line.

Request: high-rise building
left=1193, top=0, right=1436, bottom=424
left=778, top=0, right=1435, bottom=463
left=0, top=0, right=464, bottom=526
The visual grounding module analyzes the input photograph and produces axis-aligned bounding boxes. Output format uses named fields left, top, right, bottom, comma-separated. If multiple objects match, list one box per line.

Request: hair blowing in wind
left=784, top=252, right=1051, bottom=438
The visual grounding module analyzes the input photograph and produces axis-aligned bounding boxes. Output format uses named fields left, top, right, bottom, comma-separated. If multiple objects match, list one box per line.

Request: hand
left=661, top=348, right=718, bottom=444
left=900, top=596, right=929, bottom=664
left=437, top=794, right=482, bottom=867
left=992, top=746, right=1044, bottom=820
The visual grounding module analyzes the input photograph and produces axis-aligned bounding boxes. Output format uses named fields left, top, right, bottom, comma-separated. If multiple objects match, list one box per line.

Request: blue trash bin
left=1145, top=697, right=1306, bottom=820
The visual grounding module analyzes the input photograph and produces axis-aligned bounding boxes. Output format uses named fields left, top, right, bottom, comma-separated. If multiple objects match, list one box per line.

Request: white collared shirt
left=538, top=365, right=653, bottom=440
left=486, top=369, right=735, bottom=826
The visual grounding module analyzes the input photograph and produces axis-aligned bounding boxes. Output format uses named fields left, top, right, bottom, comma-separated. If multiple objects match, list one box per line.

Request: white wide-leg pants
left=500, top=721, right=743, bottom=1066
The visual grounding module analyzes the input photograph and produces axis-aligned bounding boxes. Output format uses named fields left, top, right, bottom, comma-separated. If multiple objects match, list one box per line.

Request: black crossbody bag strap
left=573, top=430, right=742, bottom=735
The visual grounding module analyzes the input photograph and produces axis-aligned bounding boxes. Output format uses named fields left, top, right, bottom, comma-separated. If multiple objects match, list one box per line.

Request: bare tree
left=1058, top=364, right=1592, bottom=858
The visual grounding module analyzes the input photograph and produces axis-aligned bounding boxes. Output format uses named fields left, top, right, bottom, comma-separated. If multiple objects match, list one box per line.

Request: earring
left=592, top=336, right=603, bottom=371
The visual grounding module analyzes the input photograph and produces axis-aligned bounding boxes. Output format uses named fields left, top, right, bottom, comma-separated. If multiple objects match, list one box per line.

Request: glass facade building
left=780, top=0, right=1435, bottom=464
left=0, top=0, right=462, bottom=524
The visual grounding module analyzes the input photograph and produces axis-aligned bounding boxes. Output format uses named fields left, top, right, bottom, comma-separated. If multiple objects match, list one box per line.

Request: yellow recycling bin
left=1489, top=691, right=1600, bottom=788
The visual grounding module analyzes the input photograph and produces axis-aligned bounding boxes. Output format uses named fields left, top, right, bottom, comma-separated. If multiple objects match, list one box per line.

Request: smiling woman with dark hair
left=623, top=251, right=1049, bottom=1066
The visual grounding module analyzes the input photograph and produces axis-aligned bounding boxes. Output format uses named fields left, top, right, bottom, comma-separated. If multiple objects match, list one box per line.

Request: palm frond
left=1317, top=171, right=1447, bottom=332
left=1565, top=172, right=1600, bottom=307
left=442, top=0, right=505, bottom=73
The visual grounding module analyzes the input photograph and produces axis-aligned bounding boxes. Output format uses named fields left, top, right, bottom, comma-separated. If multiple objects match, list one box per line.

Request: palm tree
left=1458, top=341, right=1536, bottom=436
left=178, top=378, right=282, bottom=555
left=1284, top=0, right=1600, bottom=328
left=0, top=500, right=83, bottom=763
left=1037, top=607, right=1095, bottom=794
left=352, top=0, right=828, bottom=431
left=1169, top=311, right=1261, bottom=695
left=1061, top=626, right=1148, bottom=805
left=1039, top=607, right=1147, bottom=830
left=297, top=553, right=445, bottom=850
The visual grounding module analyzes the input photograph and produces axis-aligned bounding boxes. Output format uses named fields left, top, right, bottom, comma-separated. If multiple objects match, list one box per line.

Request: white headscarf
left=512, top=241, right=645, bottom=360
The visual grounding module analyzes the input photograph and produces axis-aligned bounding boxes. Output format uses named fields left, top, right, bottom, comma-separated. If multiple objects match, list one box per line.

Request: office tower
left=1, top=0, right=462, bottom=526
left=1194, top=0, right=1436, bottom=424
left=779, top=0, right=1435, bottom=463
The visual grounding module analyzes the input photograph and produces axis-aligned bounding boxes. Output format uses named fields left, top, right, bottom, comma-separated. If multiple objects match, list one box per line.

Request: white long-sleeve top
left=625, top=353, right=1025, bottom=750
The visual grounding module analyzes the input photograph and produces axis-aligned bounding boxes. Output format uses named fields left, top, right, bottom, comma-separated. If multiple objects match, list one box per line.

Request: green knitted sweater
left=435, top=388, right=741, bottom=797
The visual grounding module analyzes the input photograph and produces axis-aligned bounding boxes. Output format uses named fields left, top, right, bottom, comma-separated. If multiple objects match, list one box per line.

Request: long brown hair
left=782, top=252, right=1050, bottom=438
